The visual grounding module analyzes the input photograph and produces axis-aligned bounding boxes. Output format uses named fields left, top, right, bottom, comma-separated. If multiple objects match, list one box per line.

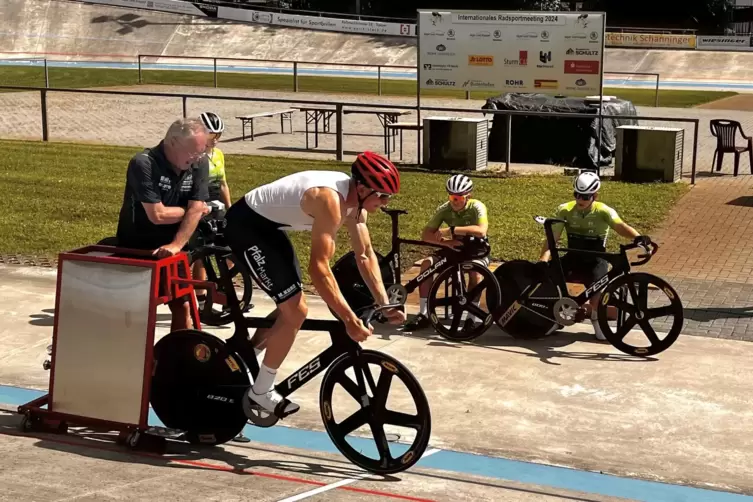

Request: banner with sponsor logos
left=418, top=10, right=606, bottom=97
left=697, top=35, right=753, bottom=51
left=83, top=0, right=211, bottom=16
left=218, top=6, right=416, bottom=36
left=605, top=32, right=696, bottom=49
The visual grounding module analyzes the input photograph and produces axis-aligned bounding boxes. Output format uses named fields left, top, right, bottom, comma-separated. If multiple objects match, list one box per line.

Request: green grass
left=0, top=139, right=689, bottom=283
left=0, top=65, right=736, bottom=108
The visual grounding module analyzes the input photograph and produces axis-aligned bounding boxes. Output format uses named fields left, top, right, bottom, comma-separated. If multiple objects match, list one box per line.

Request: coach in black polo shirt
left=116, top=118, right=211, bottom=331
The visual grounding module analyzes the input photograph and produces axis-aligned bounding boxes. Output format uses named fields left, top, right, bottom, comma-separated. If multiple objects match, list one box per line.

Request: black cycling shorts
left=223, top=200, right=303, bottom=305
left=559, top=252, right=609, bottom=287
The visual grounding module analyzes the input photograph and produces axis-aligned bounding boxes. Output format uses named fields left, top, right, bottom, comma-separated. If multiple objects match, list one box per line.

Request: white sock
left=251, top=363, right=277, bottom=395
left=419, top=298, right=428, bottom=316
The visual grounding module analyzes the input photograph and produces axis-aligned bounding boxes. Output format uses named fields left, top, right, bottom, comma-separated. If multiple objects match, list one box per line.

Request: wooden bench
left=236, top=109, right=295, bottom=141
left=385, top=122, right=423, bottom=160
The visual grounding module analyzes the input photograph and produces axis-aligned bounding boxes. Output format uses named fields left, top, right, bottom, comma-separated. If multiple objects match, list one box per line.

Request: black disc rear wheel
left=319, top=350, right=431, bottom=474
left=150, top=329, right=250, bottom=445
left=493, top=260, right=561, bottom=339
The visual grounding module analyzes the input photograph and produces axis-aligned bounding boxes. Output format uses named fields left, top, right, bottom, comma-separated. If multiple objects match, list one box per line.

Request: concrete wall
left=4, top=0, right=753, bottom=82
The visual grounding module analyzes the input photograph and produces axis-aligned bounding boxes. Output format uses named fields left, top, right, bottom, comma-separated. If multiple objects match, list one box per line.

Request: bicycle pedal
left=274, top=399, right=300, bottom=419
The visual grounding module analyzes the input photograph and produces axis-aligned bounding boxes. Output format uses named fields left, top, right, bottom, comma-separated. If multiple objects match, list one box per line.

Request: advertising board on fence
left=697, top=35, right=753, bottom=51
left=418, top=10, right=606, bottom=97
left=83, top=0, right=210, bottom=16
left=218, top=7, right=416, bottom=36
left=605, top=32, right=696, bottom=49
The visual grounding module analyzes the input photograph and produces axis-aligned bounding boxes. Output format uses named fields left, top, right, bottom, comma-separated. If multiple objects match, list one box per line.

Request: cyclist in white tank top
left=243, top=170, right=354, bottom=231
left=222, top=151, right=406, bottom=416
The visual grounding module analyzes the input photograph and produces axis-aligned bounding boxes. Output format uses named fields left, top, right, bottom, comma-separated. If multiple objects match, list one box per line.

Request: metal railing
left=606, top=26, right=698, bottom=34
left=136, top=55, right=663, bottom=105
left=137, top=54, right=415, bottom=96
left=0, top=84, right=701, bottom=184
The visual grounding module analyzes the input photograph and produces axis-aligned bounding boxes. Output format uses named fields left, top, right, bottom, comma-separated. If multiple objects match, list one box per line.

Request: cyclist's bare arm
left=171, top=200, right=208, bottom=249
left=421, top=225, right=441, bottom=243
left=304, top=189, right=362, bottom=326
left=142, top=202, right=186, bottom=225
left=452, top=221, right=488, bottom=237
left=220, top=181, right=232, bottom=209
left=613, top=221, right=641, bottom=240
left=344, top=209, right=390, bottom=305
left=344, top=211, right=406, bottom=324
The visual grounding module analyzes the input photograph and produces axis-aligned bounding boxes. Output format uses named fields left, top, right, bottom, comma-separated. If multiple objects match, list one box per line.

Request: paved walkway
left=641, top=173, right=753, bottom=340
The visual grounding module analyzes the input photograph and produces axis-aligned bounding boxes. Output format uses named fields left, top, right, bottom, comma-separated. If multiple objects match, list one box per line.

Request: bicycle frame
left=542, top=217, right=632, bottom=304
left=382, top=208, right=467, bottom=293
left=212, top=253, right=364, bottom=402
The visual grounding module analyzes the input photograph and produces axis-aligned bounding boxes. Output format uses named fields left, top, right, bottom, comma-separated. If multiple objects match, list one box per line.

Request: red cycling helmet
left=351, top=151, right=400, bottom=194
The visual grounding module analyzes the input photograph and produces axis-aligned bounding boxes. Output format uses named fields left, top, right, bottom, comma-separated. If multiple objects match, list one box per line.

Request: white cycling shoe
left=246, top=388, right=300, bottom=417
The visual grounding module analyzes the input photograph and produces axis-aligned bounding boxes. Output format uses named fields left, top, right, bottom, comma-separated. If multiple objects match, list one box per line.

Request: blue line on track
left=1, top=383, right=751, bottom=501
left=0, top=59, right=750, bottom=91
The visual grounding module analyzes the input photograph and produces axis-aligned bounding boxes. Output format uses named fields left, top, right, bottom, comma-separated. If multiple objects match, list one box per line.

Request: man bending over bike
left=222, top=151, right=407, bottom=415
left=404, top=174, right=489, bottom=332
left=538, top=171, right=651, bottom=340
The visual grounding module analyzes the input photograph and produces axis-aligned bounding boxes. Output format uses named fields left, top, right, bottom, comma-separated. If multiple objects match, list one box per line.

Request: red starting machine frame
left=17, top=244, right=208, bottom=445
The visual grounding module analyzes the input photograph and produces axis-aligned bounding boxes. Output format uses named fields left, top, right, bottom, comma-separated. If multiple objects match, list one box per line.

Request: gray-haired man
left=115, top=118, right=211, bottom=331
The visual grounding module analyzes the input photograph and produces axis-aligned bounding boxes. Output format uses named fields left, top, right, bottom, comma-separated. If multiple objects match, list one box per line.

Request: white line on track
left=276, top=448, right=441, bottom=501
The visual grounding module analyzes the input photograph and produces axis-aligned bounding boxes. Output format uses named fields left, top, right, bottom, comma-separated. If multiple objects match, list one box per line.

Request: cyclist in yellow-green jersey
left=538, top=171, right=650, bottom=340
left=201, top=112, right=232, bottom=209
left=194, top=112, right=232, bottom=302
left=404, top=174, right=489, bottom=332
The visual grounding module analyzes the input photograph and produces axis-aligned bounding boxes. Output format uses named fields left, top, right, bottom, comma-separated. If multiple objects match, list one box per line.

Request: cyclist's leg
left=575, top=257, right=611, bottom=340
left=404, top=255, right=437, bottom=330
left=224, top=207, right=304, bottom=414
left=463, top=256, right=490, bottom=323
left=587, top=258, right=617, bottom=319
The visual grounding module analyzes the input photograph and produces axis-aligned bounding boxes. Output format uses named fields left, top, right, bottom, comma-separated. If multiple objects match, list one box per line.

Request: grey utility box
left=616, top=125, right=684, bottom=182
left=422, top=116, right=489, bottom=171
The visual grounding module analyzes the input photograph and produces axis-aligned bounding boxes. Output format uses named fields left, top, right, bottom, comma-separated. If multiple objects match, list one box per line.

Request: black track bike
left=149, top=254, right=433, bottom=475
left=490, top=216, right=684, bottom=357
left=332, top=207, right=501, bottom=342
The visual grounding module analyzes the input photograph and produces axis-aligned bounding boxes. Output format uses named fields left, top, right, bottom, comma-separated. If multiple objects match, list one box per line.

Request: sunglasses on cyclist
left=449, top=194, right=468, bottom=204
left=370, top=190, right=392, bottom=200
left=574, top=192, right=594, bottom=201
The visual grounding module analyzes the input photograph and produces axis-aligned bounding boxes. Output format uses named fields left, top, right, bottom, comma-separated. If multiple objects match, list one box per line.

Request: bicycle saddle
left=381, top=208, right=408, bottom=215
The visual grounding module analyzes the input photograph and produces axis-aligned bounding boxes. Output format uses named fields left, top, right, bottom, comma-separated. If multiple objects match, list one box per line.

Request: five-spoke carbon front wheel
left=597, top=272, right=684, bottom=357
left=319, top=350, right=432, bottom=475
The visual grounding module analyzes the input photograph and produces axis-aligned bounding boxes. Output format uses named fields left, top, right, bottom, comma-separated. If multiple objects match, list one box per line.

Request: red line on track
left=0, top=429, right=436, bottom=502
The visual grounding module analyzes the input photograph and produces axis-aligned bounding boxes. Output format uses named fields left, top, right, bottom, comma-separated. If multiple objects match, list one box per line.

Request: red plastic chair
left=710, top=119, right=753, bottom=176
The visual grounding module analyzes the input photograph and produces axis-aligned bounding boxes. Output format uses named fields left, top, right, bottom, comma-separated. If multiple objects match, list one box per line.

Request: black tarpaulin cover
left=483, top=93, right=638, bottom=169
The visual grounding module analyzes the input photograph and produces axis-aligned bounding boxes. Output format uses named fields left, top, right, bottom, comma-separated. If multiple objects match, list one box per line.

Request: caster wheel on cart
left=127, top=431, right=141, bottom=449
left=19, top=414, right=35, bottom=433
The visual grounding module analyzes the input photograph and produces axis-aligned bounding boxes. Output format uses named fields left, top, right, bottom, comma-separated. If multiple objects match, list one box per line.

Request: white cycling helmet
left=200, top=112, right=224, bottom=134
left=573, top=171, right=601, bottom=195
left=446, top=174, right=473, bottom=194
